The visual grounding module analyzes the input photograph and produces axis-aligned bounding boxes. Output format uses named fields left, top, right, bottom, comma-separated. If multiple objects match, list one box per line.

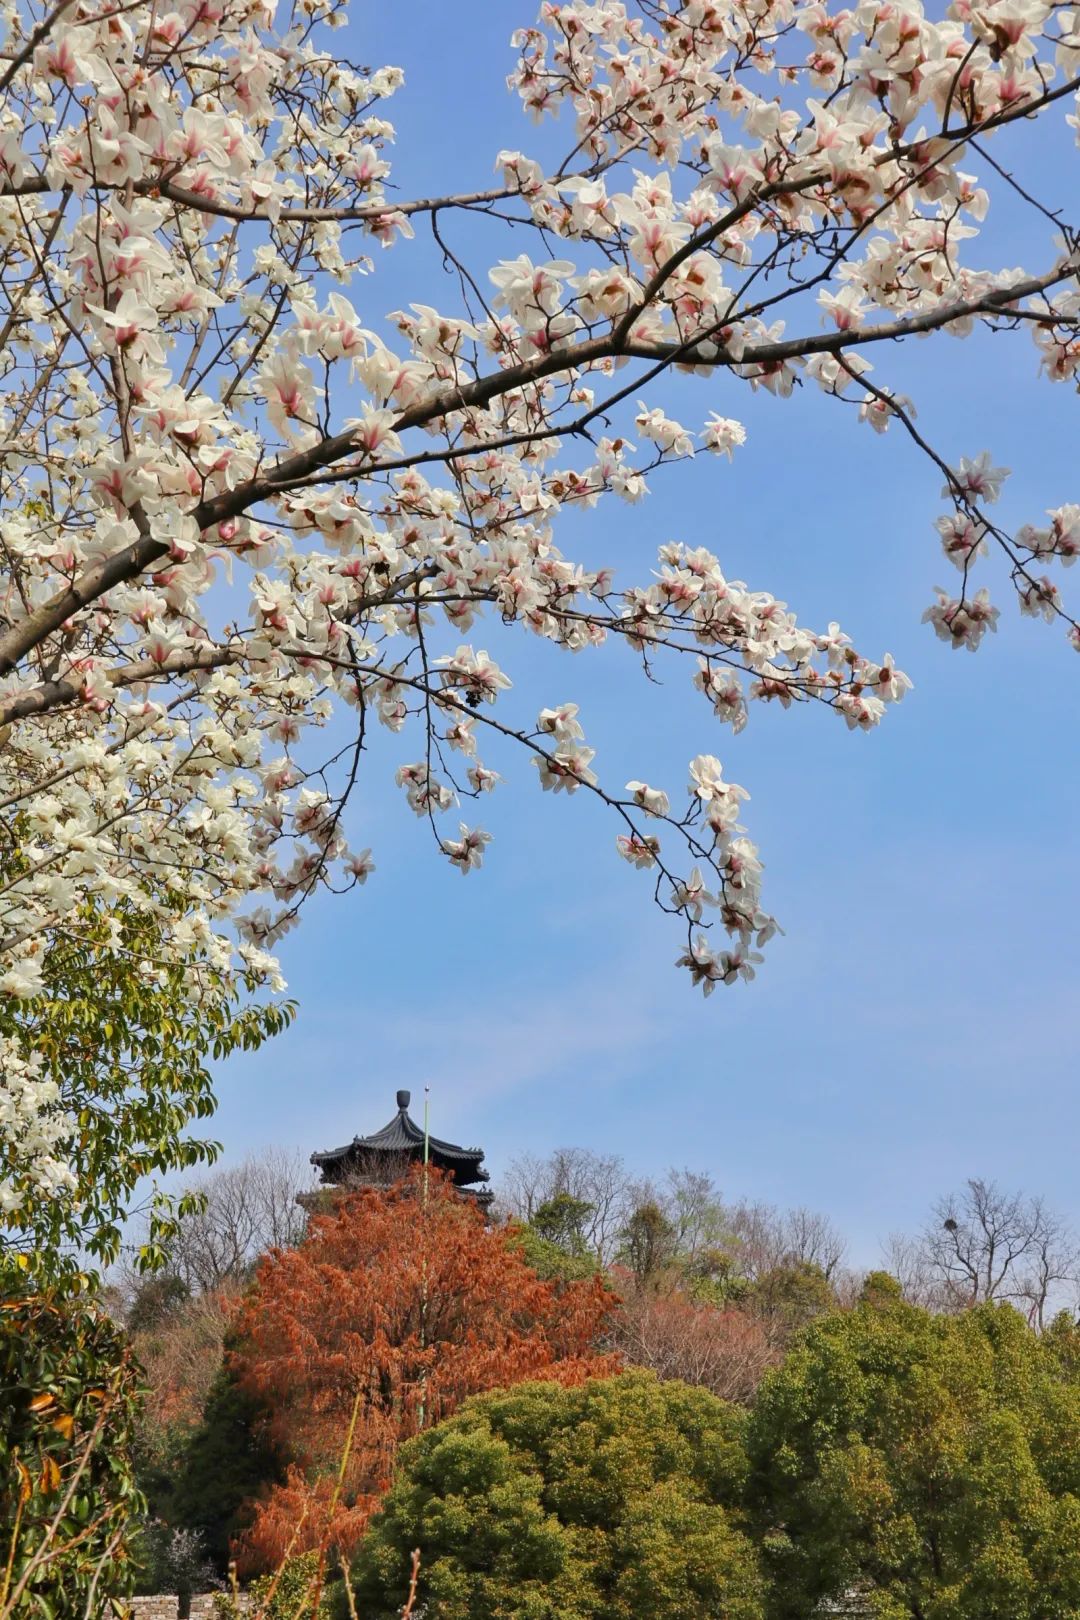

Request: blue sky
left=209, top=2, right=1079, bottom=1271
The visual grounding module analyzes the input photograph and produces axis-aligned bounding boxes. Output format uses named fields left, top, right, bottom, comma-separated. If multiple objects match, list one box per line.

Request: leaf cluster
left=0, top=1261, right=143, bottom=1618
left=0, top=875, right=294, bottom=1276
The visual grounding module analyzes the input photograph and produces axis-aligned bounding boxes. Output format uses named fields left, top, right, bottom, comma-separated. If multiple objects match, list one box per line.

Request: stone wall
left=126, top=1600, right=179, bottom=1620
left=125, top=1596, right=250, bottom=1619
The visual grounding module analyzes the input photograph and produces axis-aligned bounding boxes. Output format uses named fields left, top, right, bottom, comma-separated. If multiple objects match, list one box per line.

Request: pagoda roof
left=311, top=1090, right=490, bottom=1187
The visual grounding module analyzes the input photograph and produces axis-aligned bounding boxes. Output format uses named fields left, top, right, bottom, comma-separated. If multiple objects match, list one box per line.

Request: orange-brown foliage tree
left=230, top=1169, right=618, bottom=1572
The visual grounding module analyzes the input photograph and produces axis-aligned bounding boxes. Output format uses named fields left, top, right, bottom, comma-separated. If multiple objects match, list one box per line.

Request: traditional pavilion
left=309, top=1089, right=493, bottom=1207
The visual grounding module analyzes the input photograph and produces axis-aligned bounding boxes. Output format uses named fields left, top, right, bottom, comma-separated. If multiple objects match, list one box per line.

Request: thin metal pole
left=418, top=1085, right=431, bottom=1432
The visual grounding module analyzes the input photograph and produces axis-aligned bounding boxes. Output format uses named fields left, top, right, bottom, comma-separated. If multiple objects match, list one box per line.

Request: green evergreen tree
left=748, top=1293, right=1080, bottom=1619
left=530, top=1192, right=595, bottom=1256
left=508, top=1193, right=601, bottom=1285
left=617, top=1202, right=679, bottom=1287
left=348, top=1371, right=764, bottom=1620
left=171, top=1359, right=283, bottom=1574
left=746, top=1260, right=834, bottom=1335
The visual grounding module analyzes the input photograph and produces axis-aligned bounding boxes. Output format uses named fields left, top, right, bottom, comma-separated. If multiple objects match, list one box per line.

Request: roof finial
left=396, top=1089, right=411, bottom=1110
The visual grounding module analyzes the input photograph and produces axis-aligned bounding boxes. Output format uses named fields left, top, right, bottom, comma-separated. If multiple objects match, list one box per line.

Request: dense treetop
left=350, top=1371, right=765, bottom=1620
left=748, top=1286, right=1080, bottom=1618
left=228, top=1169, right=617, bottom=1567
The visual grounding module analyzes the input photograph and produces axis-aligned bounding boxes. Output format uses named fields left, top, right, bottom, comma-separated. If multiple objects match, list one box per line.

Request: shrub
left=0, top=1261, right=143, bottom=1617
left=213, top=1552, right=331, bottom=1620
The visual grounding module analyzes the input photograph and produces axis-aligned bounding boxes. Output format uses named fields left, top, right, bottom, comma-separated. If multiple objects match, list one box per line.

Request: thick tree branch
left=0, top=173, right=531, bottom=224
left=0, top=260, right=1071, bottom=684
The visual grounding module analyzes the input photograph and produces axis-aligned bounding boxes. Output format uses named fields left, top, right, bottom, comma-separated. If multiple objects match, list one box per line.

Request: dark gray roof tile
left=311, top=1089, right=489, bottom=1186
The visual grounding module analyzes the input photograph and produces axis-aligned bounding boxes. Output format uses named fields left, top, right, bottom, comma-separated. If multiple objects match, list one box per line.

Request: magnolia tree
left=0, top=2, right=1078, bottom=1030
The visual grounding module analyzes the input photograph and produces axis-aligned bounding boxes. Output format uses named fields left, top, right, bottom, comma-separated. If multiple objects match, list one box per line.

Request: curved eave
left=311, top=1109, right=487, bottom=1170
left=312, top=1146, right=490, bottom=1188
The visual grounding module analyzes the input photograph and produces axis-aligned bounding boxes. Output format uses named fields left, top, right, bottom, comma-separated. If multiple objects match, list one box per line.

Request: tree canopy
left=0, top=0, right=1077, bottom=1041
left=229, top=1171, right=617, bottom=1570
left=349, top=1371, right=765, bottom=1620
left=0, top=874, right=292, bottom=1278
left=748, top=1289, right=1080, bottom=1619
left=166, top=1360, right=284, bottom=1577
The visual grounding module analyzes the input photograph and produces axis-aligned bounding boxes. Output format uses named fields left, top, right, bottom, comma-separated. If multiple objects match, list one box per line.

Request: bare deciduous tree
left=886, top=1178, right=1080, bottom=1328
left=663, top=1169, right=734, bottom=1265
left=880, top=1231, right=948, bottom=1311
left=168, top=1147, right=314, bottom=1294
left=610, top=1291, right=779, bottom=1405
left=499, top=1148, right=635, bottom=1264
left=726, top=1200, right=848, bottom=1284
left=1017, top=1219, right=1080, bottom=1332
left=132, top=1286, right=238, bottom=1439
left=781, top=1207, right=849, bottom=1282
left=327, top=1148, right=427, bottom=1194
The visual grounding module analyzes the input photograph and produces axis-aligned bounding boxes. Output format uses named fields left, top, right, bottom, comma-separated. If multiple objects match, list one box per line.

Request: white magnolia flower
left=625, top=781, right=670, bottom=818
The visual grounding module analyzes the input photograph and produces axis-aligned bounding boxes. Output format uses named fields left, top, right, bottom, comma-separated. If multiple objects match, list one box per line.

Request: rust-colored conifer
left=231, top=1169, right=617, bottom=1570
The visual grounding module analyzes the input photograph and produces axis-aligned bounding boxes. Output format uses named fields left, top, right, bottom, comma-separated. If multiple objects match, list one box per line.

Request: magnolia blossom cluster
left=0, top=0, right=1075, bottom=1036
left=0, top=1039, right=76, bottom=1213
left=922, top=455, right=1080, bottom=649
